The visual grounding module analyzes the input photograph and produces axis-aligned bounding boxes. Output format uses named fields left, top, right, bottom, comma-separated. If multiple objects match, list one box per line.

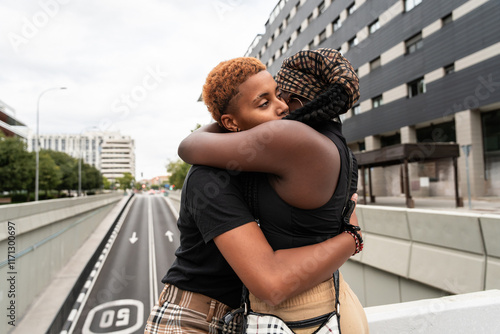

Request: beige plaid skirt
left=144, top=284, right=241, bottom=334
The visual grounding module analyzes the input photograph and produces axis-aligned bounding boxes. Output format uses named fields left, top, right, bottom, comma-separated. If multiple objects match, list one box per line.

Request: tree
left=45, top=150, right=78, bottom=195
left=0, top=134, right=34, bottom=195
left=38, top=151, right=62, bottom=197
left=167, top=159, right=190, bottom=189
left=82, top=163, right=103, bottom=192
left=117, top=172, right=135, bottom=191
left=103, top=176, right=111, bottom=190
left=134, top=182, right=143, bottom=191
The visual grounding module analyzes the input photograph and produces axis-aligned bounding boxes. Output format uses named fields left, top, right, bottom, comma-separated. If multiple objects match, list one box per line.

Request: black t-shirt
left=163, top=165, right=255, bottom=308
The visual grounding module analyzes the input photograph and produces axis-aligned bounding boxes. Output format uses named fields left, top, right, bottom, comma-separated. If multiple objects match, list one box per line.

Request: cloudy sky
left=0, top=0, right=277, bottom=180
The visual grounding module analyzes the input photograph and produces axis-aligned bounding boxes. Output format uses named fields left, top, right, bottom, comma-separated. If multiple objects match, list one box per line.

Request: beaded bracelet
left=344, top=230, right=364, bottom=255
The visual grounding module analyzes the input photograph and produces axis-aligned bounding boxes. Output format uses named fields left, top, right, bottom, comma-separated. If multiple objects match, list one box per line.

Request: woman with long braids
left=176, top=49, right=369, bottom=333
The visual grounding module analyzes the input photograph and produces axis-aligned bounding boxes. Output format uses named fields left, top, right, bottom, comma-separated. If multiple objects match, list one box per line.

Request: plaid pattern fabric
left=245, top=312, right=340, bottom=334
left=245, top=314, right=295, bottom=334
left=145, top=284, right=241, bottom=334
left=276, top=48, right=360, bottom=110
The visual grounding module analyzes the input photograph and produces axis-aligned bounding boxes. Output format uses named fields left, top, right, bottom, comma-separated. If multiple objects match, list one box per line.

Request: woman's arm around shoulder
left=178, top=120, right=335, bottom=178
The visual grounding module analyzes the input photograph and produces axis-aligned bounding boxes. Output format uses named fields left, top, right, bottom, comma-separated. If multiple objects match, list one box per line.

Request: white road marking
left=148, top=197, right=159, bottom=308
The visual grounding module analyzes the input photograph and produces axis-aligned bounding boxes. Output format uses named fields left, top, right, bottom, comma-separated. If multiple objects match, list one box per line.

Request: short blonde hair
left=202, top=57, right=266, bottom=126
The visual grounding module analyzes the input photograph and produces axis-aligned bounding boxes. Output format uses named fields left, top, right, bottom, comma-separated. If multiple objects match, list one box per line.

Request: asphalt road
left=68, top=193, right=179, bottom=334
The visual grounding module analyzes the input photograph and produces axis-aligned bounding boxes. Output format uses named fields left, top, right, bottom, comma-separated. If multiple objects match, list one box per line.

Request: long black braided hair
left=283, top=83, right=350, bottom=129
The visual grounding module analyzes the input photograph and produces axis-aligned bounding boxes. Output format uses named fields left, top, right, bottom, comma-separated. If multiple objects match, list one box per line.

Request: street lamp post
left=35, top=87, right=66, bottom=201
left=78, top=137, right=82, bottom=196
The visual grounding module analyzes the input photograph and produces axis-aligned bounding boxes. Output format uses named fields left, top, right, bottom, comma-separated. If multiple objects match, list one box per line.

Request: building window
left=442, top=13, right=453, bottom=25
left=405, top=32, right=423, bottom=54
left=61, top=139, right=66, bottom=151
left=405, top=0, right=422, bottom=12
left=408, top=77, right=426, bottom=98
left=482, top=109, right=500, bottom=153
left=319, top=29, right=327, bottom=44
left=369, top=19, right=380, bottom=34
left=347, top=3, right=356, bottom=16
left=32, top=139, right=35, bottom=149
left=370, top=57, right=381, bottom=71
left=348, top=36, right=358, bottom=50
left=296, top=26, right=302, bottom=36
left=416, top=121, right=456, bottom=143
left=308, top=40, right=315, bottom=50
left=444, top=63, right=455, bottom=75
left=318, top=1, right=326, bottom=15
left=381, top=133, right=401, bottom=147
left=353, top=105, right=361, bottom=115
left=332, top=17, right=341, bottom=32
left=307, top=12, right=314, bottom=24
left=372, top=95, right=383, bottom=108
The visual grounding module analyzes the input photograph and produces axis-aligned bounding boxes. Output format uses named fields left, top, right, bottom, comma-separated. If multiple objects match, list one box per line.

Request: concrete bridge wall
left=0, top=193, right=124, bottom=332
left=343, top=205, right=500, bottom=307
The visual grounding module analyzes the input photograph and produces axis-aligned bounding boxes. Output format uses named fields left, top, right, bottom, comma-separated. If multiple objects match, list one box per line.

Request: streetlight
left=35, top=87, right=66, bottom=201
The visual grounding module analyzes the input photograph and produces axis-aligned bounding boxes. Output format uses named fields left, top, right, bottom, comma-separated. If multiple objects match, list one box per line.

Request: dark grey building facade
left=245, top=0, right=500, bottom=198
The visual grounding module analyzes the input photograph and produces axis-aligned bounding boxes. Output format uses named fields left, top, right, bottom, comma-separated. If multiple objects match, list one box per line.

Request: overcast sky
left=0, top=0, right=277, bottom=180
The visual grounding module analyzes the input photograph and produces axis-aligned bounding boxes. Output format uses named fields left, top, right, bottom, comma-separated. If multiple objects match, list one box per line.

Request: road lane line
left=148, top=196, right=159, bottom=308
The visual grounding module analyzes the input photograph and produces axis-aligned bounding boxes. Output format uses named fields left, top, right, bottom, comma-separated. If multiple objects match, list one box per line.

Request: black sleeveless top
left=245, top=121, right=357, bottom=250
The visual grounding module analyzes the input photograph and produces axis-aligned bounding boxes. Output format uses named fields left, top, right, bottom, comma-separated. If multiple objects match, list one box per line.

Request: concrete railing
left=0, top=193, right=124, bottom=333
left=343, top=205, right=500, bottom=307
left=364, top=289, right=500, bottom=333
left=165, top=189, right=181, bottom=212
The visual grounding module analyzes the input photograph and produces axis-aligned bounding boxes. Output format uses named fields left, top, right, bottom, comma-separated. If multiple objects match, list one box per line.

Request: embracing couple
left=145, top=48, right=369, bottom=334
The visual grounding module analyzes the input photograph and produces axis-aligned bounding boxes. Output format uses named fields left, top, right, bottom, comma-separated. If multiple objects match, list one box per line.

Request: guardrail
left=364, top=289, right=500, bottom=333
left=344, top=205, right=500, bottom=307
left=0, top=193, right=125, bottom=334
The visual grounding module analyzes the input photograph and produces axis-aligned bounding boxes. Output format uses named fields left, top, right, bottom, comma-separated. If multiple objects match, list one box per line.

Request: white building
left=27, top=131, right=135, bottom=183
left=100, top=135, right=136, bottom=183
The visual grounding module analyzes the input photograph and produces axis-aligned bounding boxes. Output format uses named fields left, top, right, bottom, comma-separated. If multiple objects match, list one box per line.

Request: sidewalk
left=359, top=195, right=500, bottom=214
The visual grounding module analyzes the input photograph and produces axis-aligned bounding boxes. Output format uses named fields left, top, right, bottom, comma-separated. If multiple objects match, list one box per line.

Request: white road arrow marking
left=129, top=232, right=138, bottom=244
left=165, top=230, right=174, bottom=242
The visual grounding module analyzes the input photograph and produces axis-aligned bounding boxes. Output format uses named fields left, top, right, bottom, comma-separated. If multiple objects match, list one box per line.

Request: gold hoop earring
left=292, top=97, right=304, bottom=108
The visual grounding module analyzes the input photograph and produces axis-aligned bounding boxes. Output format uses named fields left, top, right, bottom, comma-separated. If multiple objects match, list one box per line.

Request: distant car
left=148, top=189, right=155, bottom=195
